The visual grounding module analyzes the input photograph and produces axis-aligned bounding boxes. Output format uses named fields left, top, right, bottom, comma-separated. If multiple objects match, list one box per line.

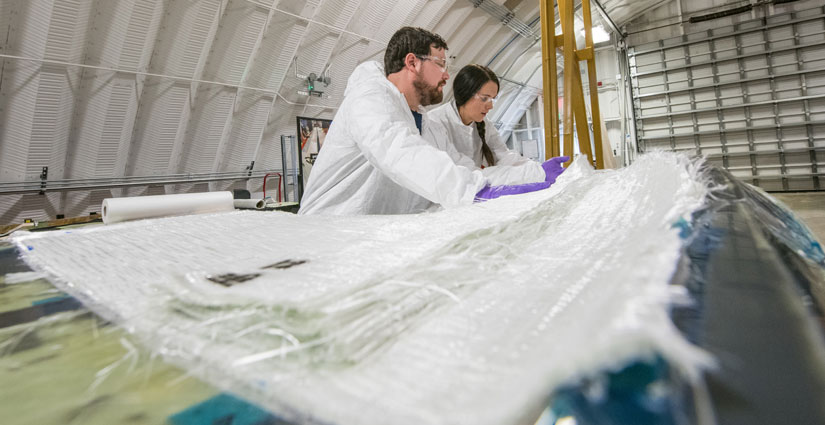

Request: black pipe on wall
left=689, top=5, right=753, bottom=23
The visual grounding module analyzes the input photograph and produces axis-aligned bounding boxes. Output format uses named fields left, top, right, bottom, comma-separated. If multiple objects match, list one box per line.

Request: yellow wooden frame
left=540, top=0, right=605, bottom=169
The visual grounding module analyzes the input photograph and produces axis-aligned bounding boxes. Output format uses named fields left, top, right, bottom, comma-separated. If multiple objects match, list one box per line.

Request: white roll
left=102, top=192, right=235, bottom=224
left=233, top=199, right=265, bottom=210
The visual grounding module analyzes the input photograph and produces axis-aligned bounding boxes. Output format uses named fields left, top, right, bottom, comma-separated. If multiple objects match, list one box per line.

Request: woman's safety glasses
left=473, top=93, right=498, bottom=105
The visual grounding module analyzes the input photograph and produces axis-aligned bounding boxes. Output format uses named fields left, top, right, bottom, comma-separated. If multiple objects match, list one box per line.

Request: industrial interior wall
left=625, top=0, right=825, bottom=191
left=594, top=46, right=625, bottom=163
left=0, top=0, right=553, bottom=224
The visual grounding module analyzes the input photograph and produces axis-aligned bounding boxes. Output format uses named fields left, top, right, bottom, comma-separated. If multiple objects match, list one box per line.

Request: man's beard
left=413, top=75, right=444, bottom=107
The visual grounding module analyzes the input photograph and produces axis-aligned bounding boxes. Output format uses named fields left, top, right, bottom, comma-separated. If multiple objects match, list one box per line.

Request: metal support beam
left=0, top=170, right=283, bottom=196
left=582, top=0, right=605, bottom=169
left=570, top=60, right=594, bottom=161
left=558, top=0, right=576, bottom=164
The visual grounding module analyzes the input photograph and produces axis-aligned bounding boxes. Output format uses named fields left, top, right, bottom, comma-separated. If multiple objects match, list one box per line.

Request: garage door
left=629, top=5, right=825, bottom=191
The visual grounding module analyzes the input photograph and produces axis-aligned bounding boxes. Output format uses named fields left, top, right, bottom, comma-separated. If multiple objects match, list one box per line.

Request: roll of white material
left=102, top=192, right=235, bottom=224
left=233, top=199, right=265, bottom=210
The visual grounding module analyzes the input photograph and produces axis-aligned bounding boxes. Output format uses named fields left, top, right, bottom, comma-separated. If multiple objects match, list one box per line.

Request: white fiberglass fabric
left=13, top=152, right=712, bottom=425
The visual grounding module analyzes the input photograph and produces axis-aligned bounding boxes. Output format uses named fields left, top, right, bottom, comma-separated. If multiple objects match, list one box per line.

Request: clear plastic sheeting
left=13, top=152, right=713, bottom=425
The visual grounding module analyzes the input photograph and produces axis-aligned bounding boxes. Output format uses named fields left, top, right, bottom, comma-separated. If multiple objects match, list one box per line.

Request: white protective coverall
left=298, top=61, right=488, bottom=215
left=428, top=100, right=545, bottom=186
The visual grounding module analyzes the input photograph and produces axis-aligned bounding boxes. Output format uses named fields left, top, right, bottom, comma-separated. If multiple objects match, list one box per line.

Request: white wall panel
left=127, top=0, right=223, bottom=180
left=630, top=3, right=825, bottom=190
left=245, top=14, right=307, bottom=91
left=128, top=79, right=191, bottom=176
left=173, top=0, right=264, bottom=175
left=431, top=1, right=475, bottom=46
left=0, top=1, right=90, bottom=184
left=440, top=8, right=493, bottom=59
left=0, top=1, right=93, bottom=222
left=64, top=0, right=164, bottom=182
left=315, top=0, right=359, bottom=28
left=177, top=86, right=236, bottom=173
left=218, top=93, right=272, bottom=171
left=410, top=0, right=454, bottom=32
left=149, top=0, right=223, bottom=77
left=355, top=0, right=414, bottom=62
left=202, top=0, right=268, bottom=85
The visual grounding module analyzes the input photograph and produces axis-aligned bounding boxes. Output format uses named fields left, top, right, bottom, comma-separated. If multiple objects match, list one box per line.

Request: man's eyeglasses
left=473, top=94, right=498, bottom=105
left=415, top=55, right=449, bottom=73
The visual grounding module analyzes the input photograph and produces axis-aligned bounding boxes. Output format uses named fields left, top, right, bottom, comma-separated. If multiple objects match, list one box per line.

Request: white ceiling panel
left=432, top=1, right=477, bottom=44
left=244, top=13, right=308, bottom=91
left=315, top=0, right=360, bottom=28
left=202, top=0, right=269, bottom=85
left=410, top=0, right=453, bottom=30
left=148, top=0, right=224, bottom=77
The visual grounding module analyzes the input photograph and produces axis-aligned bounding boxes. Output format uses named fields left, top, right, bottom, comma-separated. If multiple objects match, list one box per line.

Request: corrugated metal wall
left=627, top=0, right=825, bottom=191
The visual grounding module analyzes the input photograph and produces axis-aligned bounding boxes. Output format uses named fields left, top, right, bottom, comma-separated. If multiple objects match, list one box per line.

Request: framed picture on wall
left=295, top=116, right=332, bottom=198
left=296, top=116, right=332, bottom=167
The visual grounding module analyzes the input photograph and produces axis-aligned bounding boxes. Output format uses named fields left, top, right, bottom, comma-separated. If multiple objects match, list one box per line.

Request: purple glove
left=542, top=156, right=570, bottom=184
left=475, top=180, right=552, bottom=202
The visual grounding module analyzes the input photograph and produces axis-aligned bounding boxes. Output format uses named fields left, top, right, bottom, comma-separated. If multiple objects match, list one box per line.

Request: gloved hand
left=475, top=180, right=552, bottom=202
left=542, top=156, right=570, bottom=184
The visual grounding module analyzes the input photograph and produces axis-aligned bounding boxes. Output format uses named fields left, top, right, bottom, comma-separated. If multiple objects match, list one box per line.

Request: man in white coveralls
left=299, top=27, right=553, bottom=215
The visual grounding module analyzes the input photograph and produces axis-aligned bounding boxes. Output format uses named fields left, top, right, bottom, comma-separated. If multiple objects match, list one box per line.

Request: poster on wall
left=296, top=116, right=332, bottom=194
left=297, top=117, right=332, bottom=167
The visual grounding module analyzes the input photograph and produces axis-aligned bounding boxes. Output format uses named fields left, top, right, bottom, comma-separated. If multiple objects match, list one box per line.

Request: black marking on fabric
left=0, top=296, right=84, bottom=329
left=93, top=316, right=112, bottom=328
left=64, top=395, right=112, bottom=423
left=23, top=352, right=60, bottom=367
left=261, top=259, right=307, bottom=270
left=1, top=331, right=42, bottom=355
left=123, top=413, right=148, bottom=423
left=214, top=414, right=235, bottom=425
left=206, top=273, right=261, bottom=287
left=0, top=244, right=32, bottom=275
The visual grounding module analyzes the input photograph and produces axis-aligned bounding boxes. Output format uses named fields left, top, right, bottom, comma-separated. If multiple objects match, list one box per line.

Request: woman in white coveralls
left=429, top=64, right=567, bottom=186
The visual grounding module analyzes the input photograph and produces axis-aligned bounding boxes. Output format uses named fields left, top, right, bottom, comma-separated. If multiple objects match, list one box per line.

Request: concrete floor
left=770, top=192, right=825, bottom=243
